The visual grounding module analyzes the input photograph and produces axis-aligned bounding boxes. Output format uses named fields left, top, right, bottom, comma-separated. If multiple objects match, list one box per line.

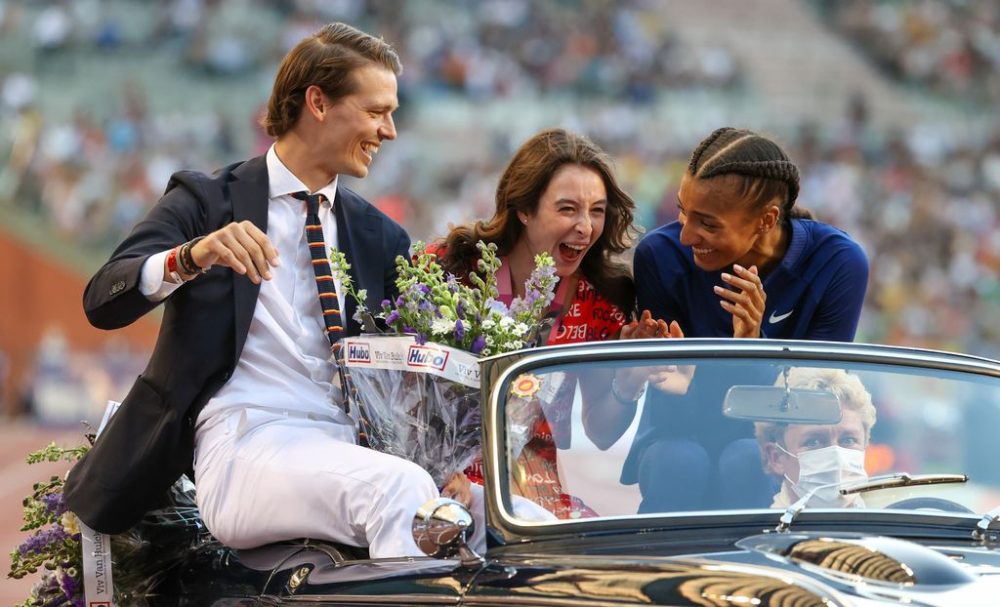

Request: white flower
left=481, top=318, right=496, bottom=330
left=431, top=318, right=453, bottom=336
left=500, top=316, right=516, bottom=329
left=61, top=511, right=79, bottom=535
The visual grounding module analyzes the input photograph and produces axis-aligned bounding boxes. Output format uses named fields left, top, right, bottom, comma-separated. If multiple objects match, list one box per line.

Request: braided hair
left=687, top=127, right=810, bottom=224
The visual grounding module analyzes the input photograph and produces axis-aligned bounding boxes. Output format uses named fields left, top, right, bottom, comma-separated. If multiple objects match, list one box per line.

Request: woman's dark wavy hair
left=437, top=128, right=638, bottom=318
left=688, top=127, right=811, bottom=224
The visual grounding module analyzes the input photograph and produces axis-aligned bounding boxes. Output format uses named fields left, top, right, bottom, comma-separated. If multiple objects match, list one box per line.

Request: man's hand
left=715, top=264, right=766, bottom=338
left=191, top=221, right=280, bottom=284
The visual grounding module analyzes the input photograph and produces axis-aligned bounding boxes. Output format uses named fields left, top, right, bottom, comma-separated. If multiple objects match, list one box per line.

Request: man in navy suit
left=65, top=23, right=439, bottom=557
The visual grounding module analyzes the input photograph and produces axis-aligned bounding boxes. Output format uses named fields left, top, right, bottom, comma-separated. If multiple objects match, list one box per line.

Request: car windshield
left=494, top=346, right=1000, bottom=525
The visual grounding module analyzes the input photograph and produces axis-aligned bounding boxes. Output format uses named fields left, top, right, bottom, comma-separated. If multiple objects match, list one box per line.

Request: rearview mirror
left=723, top=386, right=842, bottom=424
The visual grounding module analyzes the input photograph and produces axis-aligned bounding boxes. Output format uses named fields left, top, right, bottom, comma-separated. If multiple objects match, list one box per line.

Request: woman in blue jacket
left=623, top=127, right=869, bottom=512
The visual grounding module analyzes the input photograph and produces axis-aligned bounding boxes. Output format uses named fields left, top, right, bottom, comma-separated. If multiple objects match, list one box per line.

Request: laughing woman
left=622, top=127, right=870, bottom=512
left=433, top=128, right=672, bottom=520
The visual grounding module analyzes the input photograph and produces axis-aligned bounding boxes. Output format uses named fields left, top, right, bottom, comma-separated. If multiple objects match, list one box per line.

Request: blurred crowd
left=0, top=0, right=741, bottom=249
left=816, top=0, right=1000, bottom=104
left=0, top=0, right=998, bottom=423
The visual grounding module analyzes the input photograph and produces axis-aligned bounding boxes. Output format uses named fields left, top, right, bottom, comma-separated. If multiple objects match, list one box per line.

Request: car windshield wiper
left=839, top=473, right=968, bottom=496
left=776, top=472, right=968, bottom=533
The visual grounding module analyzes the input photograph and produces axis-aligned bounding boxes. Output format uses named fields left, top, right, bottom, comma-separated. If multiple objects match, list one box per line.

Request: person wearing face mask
left=621, top=127, right=870, bottom=513
left=431, top=128, right=676, bottom=521
left=756, top=368, right=876, bottom=508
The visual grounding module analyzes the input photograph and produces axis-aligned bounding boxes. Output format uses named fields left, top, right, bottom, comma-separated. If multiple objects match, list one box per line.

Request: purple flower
left=456, top=300, right=465, bottom=319
left=381, top=299, right=391, bottom=308
left=454, top=319, right=465, bottom=341
left=395, top=296, right=405, bottom=307
left=41, top=493, right=67, bottom=517
left=487, top=298, right=509, bottom=315
left=57, top=568, right=80, bottom=602
left=385, top=311, right=400, bottom=325
left=416, top=333, right=428, bottom=345
left=18, top=526, right=69, bottom=556
left=471, top=335, right=486, bottom=355
left=417, top=284, right=431, bottom=295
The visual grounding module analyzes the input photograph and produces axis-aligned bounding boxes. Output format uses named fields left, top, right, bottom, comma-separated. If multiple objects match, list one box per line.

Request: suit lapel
left=230, top=156, right=269, bottom=366
left=334, top=187, right=380, bottom=335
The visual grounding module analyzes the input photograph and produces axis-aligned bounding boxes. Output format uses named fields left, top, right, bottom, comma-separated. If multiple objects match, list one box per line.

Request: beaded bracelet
left=179, top=236, right=208, bottom=274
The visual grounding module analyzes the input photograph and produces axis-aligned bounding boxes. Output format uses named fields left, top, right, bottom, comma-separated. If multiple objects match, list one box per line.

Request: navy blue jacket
left=633, top=219, right=869, bottom=341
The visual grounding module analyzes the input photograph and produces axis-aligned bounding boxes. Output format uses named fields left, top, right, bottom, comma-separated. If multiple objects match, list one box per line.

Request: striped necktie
left=292, top=191, right=343, bottom=346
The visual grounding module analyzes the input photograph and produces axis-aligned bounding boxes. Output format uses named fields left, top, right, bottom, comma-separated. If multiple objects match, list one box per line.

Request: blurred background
left=0, top=0, right=998, bottom=598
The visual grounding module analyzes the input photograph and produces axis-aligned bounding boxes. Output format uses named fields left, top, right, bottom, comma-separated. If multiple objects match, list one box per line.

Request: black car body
left=138, top=339, right=1000, bottom=606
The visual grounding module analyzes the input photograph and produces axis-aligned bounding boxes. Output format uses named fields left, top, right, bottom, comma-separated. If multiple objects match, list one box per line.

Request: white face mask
left=781, top=445, right=868, bottom=507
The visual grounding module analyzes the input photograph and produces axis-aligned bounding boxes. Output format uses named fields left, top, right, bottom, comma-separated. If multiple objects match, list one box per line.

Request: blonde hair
left=754, top=368, right=877, bottom=447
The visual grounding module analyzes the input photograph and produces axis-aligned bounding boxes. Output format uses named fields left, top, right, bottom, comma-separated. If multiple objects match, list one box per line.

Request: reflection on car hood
left=479, top=532, right=1000, bottom=606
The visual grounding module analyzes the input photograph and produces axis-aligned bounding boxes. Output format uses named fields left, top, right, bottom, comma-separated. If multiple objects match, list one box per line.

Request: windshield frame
left=480, top=338, right=1000, bottom=545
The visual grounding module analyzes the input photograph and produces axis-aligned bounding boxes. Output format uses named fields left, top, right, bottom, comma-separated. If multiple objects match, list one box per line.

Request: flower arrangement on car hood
left=329, top=241, right=557, bottom=486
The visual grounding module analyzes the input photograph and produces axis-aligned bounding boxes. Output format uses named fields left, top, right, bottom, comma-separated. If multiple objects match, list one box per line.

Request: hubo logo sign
left=407, top=345, right=450, bottom=371
left=346, top=341, right=371, bottom=363
left=343, top=336, right=481, bottom=389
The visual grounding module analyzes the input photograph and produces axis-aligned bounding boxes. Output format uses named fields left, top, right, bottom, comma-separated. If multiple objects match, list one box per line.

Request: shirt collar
left=266, top=144, right=339, bottom=206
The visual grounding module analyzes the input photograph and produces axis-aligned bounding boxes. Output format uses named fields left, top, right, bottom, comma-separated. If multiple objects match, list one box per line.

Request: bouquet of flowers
left=9, top=440, right=220, bottom=607
left=330, top=241, right=557, bottom=486
left=8, top=443, right=88, bottom=607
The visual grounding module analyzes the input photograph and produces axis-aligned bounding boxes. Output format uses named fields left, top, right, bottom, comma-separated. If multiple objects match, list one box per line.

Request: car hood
left=475, top=531, right=1000, bottom=606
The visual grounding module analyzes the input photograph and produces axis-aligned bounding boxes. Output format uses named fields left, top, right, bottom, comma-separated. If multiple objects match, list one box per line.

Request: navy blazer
left=65, top=156, right=410, bottom=533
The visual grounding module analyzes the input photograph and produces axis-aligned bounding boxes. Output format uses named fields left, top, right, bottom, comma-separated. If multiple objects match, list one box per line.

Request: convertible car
left=125, top=339, right=1000, bottom=606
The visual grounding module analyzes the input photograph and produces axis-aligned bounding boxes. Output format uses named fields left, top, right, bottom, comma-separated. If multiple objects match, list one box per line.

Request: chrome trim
left=482, top=339, right=1000, bottom=538
left=487, top=338, right=1000, bottom=374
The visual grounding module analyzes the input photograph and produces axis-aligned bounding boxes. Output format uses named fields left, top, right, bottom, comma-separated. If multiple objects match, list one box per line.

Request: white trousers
left=193, top=408, right=439, bottom=558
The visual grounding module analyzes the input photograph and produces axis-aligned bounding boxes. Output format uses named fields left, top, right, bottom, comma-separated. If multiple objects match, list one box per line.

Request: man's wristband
left=611, top=374, right=646, bottom=405
left=166, top=246, right=184, bottom=283
left=179, top=236, right=208, bottom=275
